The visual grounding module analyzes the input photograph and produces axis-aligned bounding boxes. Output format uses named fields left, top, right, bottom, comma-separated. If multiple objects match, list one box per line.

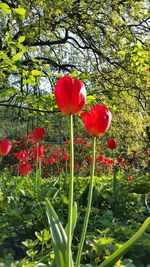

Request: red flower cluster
left=14, top=151, right=30, bottom=162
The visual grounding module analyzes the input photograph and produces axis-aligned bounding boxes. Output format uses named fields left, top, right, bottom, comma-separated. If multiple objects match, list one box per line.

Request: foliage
left=0, top=165, right=150, bottom=266
left=0, top=0, right=149, bottom=146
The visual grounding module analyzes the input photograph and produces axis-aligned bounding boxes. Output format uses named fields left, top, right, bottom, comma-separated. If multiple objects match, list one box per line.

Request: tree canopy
left=0, top=0, right=149, bottom=146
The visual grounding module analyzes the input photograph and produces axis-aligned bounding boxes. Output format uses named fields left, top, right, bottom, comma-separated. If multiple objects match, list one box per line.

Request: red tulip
left=54, top=76, right=86, bottom=115
left=19, top=162, right=32, bottom=175
left=0, top=138, right=12, bottom=156
left=33, top=127, right=45, bottom=142
left=81, top=105, right=112, bottom=136
left=107, top=138, right=117, bottom=150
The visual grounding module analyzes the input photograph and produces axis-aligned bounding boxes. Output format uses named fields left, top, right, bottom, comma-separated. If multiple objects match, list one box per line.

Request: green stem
left=112, top=151, right=118, bottom=214
left=67, top=114, right=74, bottom=267
left=75, top=136, right=96, bottom=267
left=113, top=167, right=117, bottom=213
left=35, top=142, right=39, bottom=192
left=98, top=216, right=150, bottom=267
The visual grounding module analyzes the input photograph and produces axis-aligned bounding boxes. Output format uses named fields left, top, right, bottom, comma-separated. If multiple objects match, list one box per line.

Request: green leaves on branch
left=0, top=4, right=26, bottom=17
left=15, top=7, right=26, bottom=17
left=31, top=70, right=43, bottom=76
left=0, top=3, right=11, bottom=14
left=18, top=36, right=26, bottom=43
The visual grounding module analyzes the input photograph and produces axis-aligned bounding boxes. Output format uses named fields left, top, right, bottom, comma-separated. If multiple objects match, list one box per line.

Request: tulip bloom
left=54, top=76, right=86, bottom=115
left=19, top=162, right=32, bottom=176
left=81, top=105, right=112, bottom=136
left=33, top=127, right=45, bottom=142
left=0, top=138, right=12, bottom=156
left=107, top=138, right=117, bottom=150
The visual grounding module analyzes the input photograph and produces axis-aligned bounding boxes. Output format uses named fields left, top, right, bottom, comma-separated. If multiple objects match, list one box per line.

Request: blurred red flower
left=88, top=156, right=92, bottom=162
left=107, top=138, right=117, bottom=149
left=96, top=154, right=103, bottom=162
left=0, top=138, right=12, bottom=156
left=81, top=105, right=112, bottom=136
left=33, top=145, right=45, bottom=162
left=19, top=162, right=32, bottom=175
left=54, top=76, right=86, bottom=115
left=63, top=154, right=69, bottom=161
left=117, top=157, right=125, bottom=167
left=129, top=175, right=133, bottom=183
left=52, top=153, right=60, bottom=159
left=14, top=151, right=30, bottom=162
left=33, top=127, right=45, bottom=142
left=144, top=150, right=149, bottom=155
left=49, top=158, right=55, bottom=164
left=33, top=145, right=45, bottom=157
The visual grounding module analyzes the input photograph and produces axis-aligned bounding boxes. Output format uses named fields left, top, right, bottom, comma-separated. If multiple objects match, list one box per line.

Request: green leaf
left=118, top=50, right=126, bottom=56
left=15, top=7, right=26, bottom=16
left=86, top=95, right=96, bottom=104
left=31, top=69, right=42, bottom=76
left=18, top=36, right=25, bottom=43
left=35, top=229, right=51, bottom=242
left=98, top=217, right=150, bottom=267
left=0, top=3, right=12, bottom=14
left=65, top=202, right=77, bottom=238
left=12, top=51, right=24, bottom=61
left=45, top=198, right=74, bottom=267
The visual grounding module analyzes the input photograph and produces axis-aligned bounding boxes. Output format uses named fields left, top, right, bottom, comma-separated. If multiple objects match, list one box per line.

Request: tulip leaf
left=45, top=198, right=74, bottom=267
left=98, top=217, right=150, bottom=267
left=65, top=201, right=77, bottom=237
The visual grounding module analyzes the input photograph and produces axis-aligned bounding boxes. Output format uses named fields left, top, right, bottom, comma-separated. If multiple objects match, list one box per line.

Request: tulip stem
left=67, top=114, right=74, bottom=267
left=35, top=142, right=41, bottom=193
left=75, top=136, right=96, bottom=267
